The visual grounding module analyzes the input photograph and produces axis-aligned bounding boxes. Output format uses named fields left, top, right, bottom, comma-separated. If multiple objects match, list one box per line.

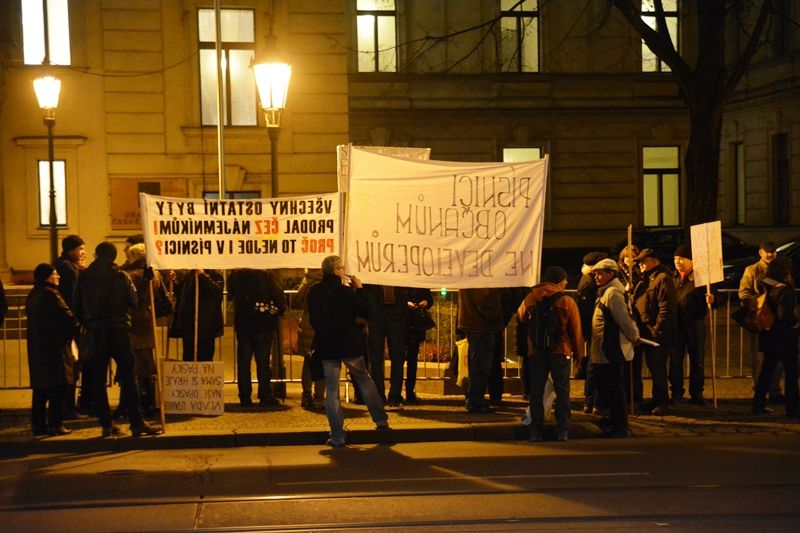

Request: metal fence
left=0, top=287, right=760, bottom=390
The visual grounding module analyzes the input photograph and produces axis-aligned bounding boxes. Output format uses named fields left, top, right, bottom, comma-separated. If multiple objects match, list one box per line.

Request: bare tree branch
left=722, top=0, right=772, bottom=98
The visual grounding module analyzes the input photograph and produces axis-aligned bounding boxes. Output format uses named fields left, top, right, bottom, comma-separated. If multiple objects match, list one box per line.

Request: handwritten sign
left=344, top=148, right=548, bottom=288
left=690, top=220, right=724, bottom=286
left=161, top=361, right=225, bottom=416
left=140, top=192, right=341, bottom=270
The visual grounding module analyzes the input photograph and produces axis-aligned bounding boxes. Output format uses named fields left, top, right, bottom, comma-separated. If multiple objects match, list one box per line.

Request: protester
left=405, top=287, right=434, bottom=404
left=589, top=258, right=641, bottom=438
left=632, top=248, right=678, bottom=416
left=457, top=288, right=505, bottom=413
left=73, top=241, right=160, bottom=437
left=307, top=255, right=389, bottom=447
left=753, top=256, right=798, bottom=418
left=739, top=240, right=783, bottom=403
left=120, top=233, right=144, bottom=269
left=576, top=251, right=608, bottom=414
left=672, top=244, right=715, bottom=405
left=296, top=268, right=325, bottom=409
left=170, top=268, right=225, bottom=362
left=517, top=266, right=583, bottom=441
left=363, top=284, right=410, bottom=409
left=228, top=268, right=286, bottom=408
left=617, top=244, right=643, bottom=405
left=25, top=264, right=81, bottom=436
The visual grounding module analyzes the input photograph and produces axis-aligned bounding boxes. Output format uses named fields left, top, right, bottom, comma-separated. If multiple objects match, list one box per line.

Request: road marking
left=277, top=471, right=650, bottom=486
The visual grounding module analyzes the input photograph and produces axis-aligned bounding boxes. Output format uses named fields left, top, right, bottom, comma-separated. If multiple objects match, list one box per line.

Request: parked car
left=718, top=235, right=800, bottom=289
left=609, top=228, right=760, bottom=286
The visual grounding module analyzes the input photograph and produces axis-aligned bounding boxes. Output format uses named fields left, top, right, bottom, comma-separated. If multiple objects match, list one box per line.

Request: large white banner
left=337, top=144, right=431, bottom=193
left=139, top=192, right=341, bottom=270
left=344, top=148, right=548, bottom=288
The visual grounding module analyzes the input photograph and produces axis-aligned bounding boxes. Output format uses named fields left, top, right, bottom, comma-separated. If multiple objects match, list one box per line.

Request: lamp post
left=33, top=75, right=61, bottom=263
left=253, top=53, right=291, bottom=197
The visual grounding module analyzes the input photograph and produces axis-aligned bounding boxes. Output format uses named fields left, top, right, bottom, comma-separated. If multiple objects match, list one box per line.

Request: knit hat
left=61, top=234, right=85, bottom=253
left=591, top=258, right=619, bottom=272
left=674, top=243, right=692, bottom=259
left=34, top=263, right=56, bottom=283
left=95, top=241, right=118, bottom=261
left=582, top=251, right=608, bottom=267
left=125, top=233, right=144, bottom=246
left=543, top=265, right=568, bottom=284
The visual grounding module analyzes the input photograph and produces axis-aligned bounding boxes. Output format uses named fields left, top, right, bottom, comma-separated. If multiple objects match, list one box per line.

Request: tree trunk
left=684, top=102, right=723, bottom=226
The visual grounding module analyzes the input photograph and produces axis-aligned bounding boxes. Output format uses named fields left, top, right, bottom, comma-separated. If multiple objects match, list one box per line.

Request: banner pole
left=627, top=224, right=635, bottom=416
left=194, top=270, right=200, bottom=363
left=149, top=278, right=167, bottom=431
left=707, top=283, right=717, bottom=409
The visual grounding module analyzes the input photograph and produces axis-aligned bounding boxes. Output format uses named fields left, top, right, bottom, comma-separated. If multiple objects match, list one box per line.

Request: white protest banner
left=690, top=220, right=724, bottom=286
left=139, top=192, right=341, bottom=270
left=337, top=144, right=431, bottom=193
left=344, top=148, right=548, bottom=288
left=161, top=360, right=225, bottom=416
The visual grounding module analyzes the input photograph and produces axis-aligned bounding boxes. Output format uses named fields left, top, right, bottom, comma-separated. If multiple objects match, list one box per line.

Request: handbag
left=153, top=283, right=174, bottom=318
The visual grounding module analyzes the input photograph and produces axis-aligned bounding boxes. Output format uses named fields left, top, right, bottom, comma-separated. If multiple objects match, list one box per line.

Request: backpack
left=528, top=292, right=565, bottom=354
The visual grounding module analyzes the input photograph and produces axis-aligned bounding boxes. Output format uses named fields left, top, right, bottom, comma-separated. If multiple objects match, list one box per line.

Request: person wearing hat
left=25, top=263, right=82, bottom=436
left=632, top=247, right=678, bottom=416
left=73, top=241, right=161, bottom=437
left=576, top=251, right=608, bottom=414
left=589, top=258, right=641, bottom=437
left=517, top=265, right=584, bottom=442
left=738, top=240, right=784, bottom=404
left=53, top=234, right=87, bottom=420
left=673, top=244, right=716, bottom=406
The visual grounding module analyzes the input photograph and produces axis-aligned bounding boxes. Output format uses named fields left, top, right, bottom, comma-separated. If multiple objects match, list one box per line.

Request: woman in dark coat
left=26, top=263, right=82, bottom=436
left=753, top=256, right=799, bottom=417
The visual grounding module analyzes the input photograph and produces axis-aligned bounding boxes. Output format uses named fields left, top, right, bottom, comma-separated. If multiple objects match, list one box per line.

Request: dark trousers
left=77, top=363, right=94, bottom=412
left=671, top=319, right=706, bottom=400
left=89, top=328, right=144, bottom=429
left=405, top=340, right=422, bottom=395
left=626, top=349, right=644, bottom=404
left=645, top=345, right=670, bottom=409
left=182, top=336, right=216, bottom=362
left=465, top=331, right=495, bottom=409
left=489, top=330, right=505, bottom=402
left=301, top=355, right=325, bottom=401
left=595, top=361, right=627, bottom=433
left=236, top=329, right=274, bottom=401
left=754, top=342, right=799, bottom=416
left=528, top=353, right=571, bottom=433
left=32, top=387, right=65, bottom=432
left=367, top=320, right=407, bottom=403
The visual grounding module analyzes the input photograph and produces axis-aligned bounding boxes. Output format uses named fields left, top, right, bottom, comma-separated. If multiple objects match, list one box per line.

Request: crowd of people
left=17, top=235, right=798, bottom=446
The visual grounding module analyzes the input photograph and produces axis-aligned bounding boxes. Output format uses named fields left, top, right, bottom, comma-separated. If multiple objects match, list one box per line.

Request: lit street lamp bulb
left=33, top=76, right=61, bottom=111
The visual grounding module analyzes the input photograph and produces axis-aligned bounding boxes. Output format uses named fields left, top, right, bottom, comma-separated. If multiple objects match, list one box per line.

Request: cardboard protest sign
left=690, top=220, right=724, bottom=286
left=344, top=148, right=548, bottom=288
left=161, top=360, right=225, bottom=416
left=139, top=192, right=341, bottom=270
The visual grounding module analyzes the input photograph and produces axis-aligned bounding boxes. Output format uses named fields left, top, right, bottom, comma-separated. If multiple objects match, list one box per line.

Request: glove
left=143, top=267, right=155, bottom=282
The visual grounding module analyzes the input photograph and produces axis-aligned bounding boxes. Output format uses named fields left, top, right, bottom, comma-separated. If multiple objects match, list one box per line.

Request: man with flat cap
left=632, top=248, right=678, bottom=415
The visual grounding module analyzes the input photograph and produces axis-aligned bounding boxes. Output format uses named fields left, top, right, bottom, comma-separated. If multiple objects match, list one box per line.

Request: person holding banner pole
left=170, top=269, right=224, bottom=362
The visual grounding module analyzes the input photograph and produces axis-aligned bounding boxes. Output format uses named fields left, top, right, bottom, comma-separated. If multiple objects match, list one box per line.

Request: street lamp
left=33, top=74, right=61, bottom=263
left=252, top=41, right=291, bottom=198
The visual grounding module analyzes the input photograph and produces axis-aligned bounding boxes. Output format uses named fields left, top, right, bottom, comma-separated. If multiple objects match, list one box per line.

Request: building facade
left=0, top=0, right=797, bottom=281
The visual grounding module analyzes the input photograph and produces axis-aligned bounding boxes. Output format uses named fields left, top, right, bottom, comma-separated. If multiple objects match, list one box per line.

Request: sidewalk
left=1, top=377, right=798, bottom=453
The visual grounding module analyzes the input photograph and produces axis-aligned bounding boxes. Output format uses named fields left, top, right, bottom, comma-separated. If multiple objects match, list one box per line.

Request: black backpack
left=528, top=292, right=565, bottom=354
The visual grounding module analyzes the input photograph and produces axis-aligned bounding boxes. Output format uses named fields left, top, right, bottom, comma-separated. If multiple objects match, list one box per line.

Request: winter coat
left=228, top=269, right=286, bottom=335
left=122, top=259, right=161, bottom=349
left=53, top=254, right=80, bottom=309
left=73, top=256, right=138, bottom=329
left=362, top=284, right=410, bottom=322
left=675, top=269, right=717, bottom=331
left=457, top=288, right=505, bottom=333
left=169, top=269, right=224, bottom=339
left=761, top=279, right=799, bottom=356
left=296, top=269, right=323, bottom=355
left=632, top=262, right=678, bottom=346
left=590, top=278, right=640, bottom=365
left=307, top=273, right=370, bottom=361
left=517, top=282, right=585, bottom=358
left=26, top=282, right=81, bottom=389
left=738, top=259, right=769, bottom=307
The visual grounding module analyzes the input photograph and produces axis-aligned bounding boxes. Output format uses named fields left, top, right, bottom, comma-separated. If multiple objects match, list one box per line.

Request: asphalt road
left=2, top=433, right=799, bottom=532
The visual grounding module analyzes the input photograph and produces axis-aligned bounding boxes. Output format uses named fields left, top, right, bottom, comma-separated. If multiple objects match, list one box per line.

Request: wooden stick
left=149, top=278, right=167, bottom=431
left=193, top=270, right=199, bottom=363
left=628, top=224, right=635, bottom=415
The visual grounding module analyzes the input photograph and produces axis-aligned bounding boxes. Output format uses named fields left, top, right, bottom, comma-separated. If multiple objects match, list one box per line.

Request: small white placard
left=161, top=360, right=225, bottom=416
left=690, top=221, right=724, bottom=287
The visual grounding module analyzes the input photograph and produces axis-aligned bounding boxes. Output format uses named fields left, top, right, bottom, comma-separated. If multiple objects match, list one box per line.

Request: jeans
left=322, top=357, right=388, bottom=445
left=367, top=320, right=407, bottom=403
left=465, top=331, right=495, bottom=410
left=88, top=328, right=144, bottom=429
left=528, top=353, right=571, bottom=436
left=671, top=319, right=705, bottom=400
left=236, top=329, right=274, bottom=401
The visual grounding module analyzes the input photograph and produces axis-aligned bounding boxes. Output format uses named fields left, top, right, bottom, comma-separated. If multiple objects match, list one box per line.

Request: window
left=503, top=147, right=542, bottom=161
left=38, top=159, right=67, bottom=226
left=772, top=133, right=790, bottom=225
left=356, top=0, right=397, bottom=72
left=733, top=142, right=746, bottom=225
left=203, top=190, right=260, bottom=200
left=500, top=0, right=539, bottom=73
left=641, top=0, right=678, bottom=72
left=198, top=8, right=256, bottom=126
left=22, top=0, right=71, bottom=65
left=642, top=146, right=680, bottom=226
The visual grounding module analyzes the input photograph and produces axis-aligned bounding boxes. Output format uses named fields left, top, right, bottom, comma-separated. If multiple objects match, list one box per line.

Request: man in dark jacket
left=307, top=255, right=388, bottom=447
left=673, top=244, right=715, bottom=405
left=26, top=263, right=81, bottom=436
left=228, top=268, right=286, bottom=407
left=73, top=241, right=160, bottom=437
left=632, top=248, right=678, bottom=416
left=576, top=251, right=608, bottom=413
